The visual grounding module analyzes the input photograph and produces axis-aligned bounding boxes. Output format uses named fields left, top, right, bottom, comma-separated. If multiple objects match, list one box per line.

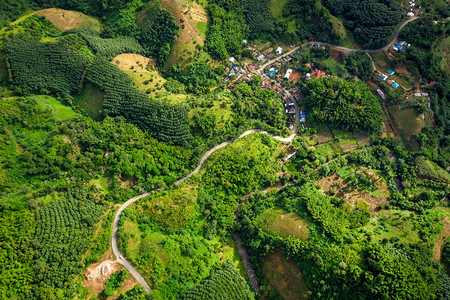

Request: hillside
left=0, top=1, right=449, bottom=300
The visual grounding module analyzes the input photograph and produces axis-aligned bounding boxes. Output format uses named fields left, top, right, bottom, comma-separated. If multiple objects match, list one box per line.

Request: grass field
left=391, top=108, right=425, bottom=134
left=161, top=0, right=209, bottom=67
left=270, top=0, right=290, bottom=21
left=434, top=35, right=450, bottom=73
left=371, top=52, right=391, bottom=72
left=363, top=210, right=421, bottom=244
left=140, top=185, right=200, bottom=229
left=261, top=249, right=310, bottom=300
left=257, top=207, right=310, bottom=240
left=34, top=95, right=77, bottom=120
left=15, top=8, right=102, bottom=32
left=73, top=83, right=104, bottom=120
left=123, top=219, right=142, bottom=259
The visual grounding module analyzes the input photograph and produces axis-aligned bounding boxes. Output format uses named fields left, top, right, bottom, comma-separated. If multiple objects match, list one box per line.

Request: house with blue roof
left=394, top=45, right=405, bottom=51
left=387, top=69, right=395, bottom=76
left=268, top=71, right=276, bottom=76
left=392, top=82, right=400, bottom=89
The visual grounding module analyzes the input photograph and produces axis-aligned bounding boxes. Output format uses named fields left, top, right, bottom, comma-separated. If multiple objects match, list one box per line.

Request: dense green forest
left=0, top=0, right=449, bottom=299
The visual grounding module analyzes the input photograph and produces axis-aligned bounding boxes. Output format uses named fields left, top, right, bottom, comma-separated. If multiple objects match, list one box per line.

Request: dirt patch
left=35, top=8, right=101, bottom=32
left=288, top=69, right=301, bottom=83
left=112, top=54, right=156, bottom=73
left=382, top=122, right=396, bottom=138
left=83, top=249, right=122, bottom=296
left=160, top=0, right=208, bottom=66
left=434, top=218, right=450, bottom=261
left=260, top=249, right=309, bottom=300
left=317, top=174, right=388, bottom=212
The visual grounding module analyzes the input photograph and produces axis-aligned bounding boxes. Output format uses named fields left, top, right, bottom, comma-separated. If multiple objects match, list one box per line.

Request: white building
left=284, top=69, right=293, bottom=79
left=276, top=47, right=283, bottom=55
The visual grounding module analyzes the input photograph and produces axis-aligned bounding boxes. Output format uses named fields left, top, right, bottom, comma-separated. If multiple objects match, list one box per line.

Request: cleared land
left=391, top=107, right=425, bottom=134
left=73, top=83, right=104, bottom=120
left=261, top=249, right=310, bottom=300
left=160, top=0, right=210, bottom=66
left=35, top=95, right=76, bottom=121
left=317, top=172, right=389, bottom=213
left=256, top=207, right=310, bottom=240
left=30, top=8, right=101, bottom=32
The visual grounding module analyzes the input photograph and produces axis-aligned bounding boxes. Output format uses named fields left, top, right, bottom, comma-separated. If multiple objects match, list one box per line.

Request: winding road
left=111, top=16, right=419, bottom=297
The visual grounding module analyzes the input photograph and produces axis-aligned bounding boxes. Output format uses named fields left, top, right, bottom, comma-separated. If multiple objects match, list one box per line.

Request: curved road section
left=111, top=16, right=419, bottom=297
left=111, top=192, right=152, bottom=295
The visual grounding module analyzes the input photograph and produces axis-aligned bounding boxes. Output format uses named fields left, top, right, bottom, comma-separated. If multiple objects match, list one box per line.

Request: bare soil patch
left=83, top=249, right=122, bottom=296
left=112, top=54, right=156, bottom=73
left=288, top=70, right=301, bottom=83
left=434, top=218, right=450, bottom=261
left=317, top=174, right=388, bottom=212
left=160, top=0, right=208, bottom=65
left=35, top=8, right=101, bottom=32
left=260, top=249, right=309, bottom=300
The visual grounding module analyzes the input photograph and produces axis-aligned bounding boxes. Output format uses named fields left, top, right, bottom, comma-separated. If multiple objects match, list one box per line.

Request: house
left=392, top=82, right=400, bottom=89
left=232, top=64, right=236, bottom=69
left=305, top=73, right=311, bottom=81
left=407, top=11, right=414, bottom=16
left=268, top=70, right=276, bottom=76
left=284, top=69, right=293, bottom=79
left=376, top=89, right=386, bottom=100
left=228, top=57, right=236, bottom=63
left=387, top=69, right=395, bottom=76
left=257, top=54, right=265, bottom=61
left=249, top=65, right=255, bottom=71
left=276, top=47, right=283, bottom=55
left=311, top=70, right=326, bottom=78
left=387, top=79, right=394, bottom=85
left=305, top=63, right=312, bottom=69
left=376, top=73, right=388, bottom=81
left=422, top=92, right=429, bottom=96
left=301, top=110, right=307, bottom=117
left=414, top=92, right=422, bottom=97
left=274, top=85, right=283, bottom=93
left=394, top=45, right=405, bottom=51
left=300, top=117, right=306, bottom=123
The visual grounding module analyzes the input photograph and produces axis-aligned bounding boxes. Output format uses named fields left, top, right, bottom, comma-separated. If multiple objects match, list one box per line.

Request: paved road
left=111, top=192, right=153, bottom=296
left=111, top=16, right=419, bottom=297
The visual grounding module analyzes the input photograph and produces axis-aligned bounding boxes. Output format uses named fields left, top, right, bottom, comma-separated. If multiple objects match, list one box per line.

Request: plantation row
left=6, top=36, right=192, bottom=145
left=181, top=260, right=254, bottom=300
left=85, top=58, right=192, bottom=145
left=73, top=29, right=145, bottom=60
left=32, top=188, right=105, bottom=298
left=6, top=40, right=88, bottom=97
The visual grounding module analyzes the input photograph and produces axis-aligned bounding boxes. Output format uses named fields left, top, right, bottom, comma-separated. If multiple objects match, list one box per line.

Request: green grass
left=125, top=70, right=167, bottom=97
left=220, top=237, right=248, bottom=280
left=428, top=160, right=450, bottom=182
left=139, top=184, right=200, bottom=229
left=391, top=108, right=425, bottom=134
left=123, top=219, right=142, bottom=259
left=34, top=95, right=77, bottom=121
left=434, top=35, right=450, bottom=73
left=73, top=83, right=104, bottom=120
left=363, top=210, right=421, bottom=245
left=316, top=144, right=335, bottom=159
left=371, top=52, right=391, bottom=72
left=261, top=249, right=310, bottom=300
left=270, top=0, right=290, bottom=21
left=256, top=207, right=310, bottom=240
left=196, top=22, right=208, bottom=35
left=330, top=15, right=347, bottom=41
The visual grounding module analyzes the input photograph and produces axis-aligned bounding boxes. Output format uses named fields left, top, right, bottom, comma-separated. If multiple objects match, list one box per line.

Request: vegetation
left=303, top=77, right=383, bottom=132
left=181, top=260, right=254, bottom=300
left=1, top=2, right=449, bottom=300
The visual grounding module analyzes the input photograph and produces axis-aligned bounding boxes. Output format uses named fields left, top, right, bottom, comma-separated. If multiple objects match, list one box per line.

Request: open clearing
left=434, top=218, right=450, bottom=261
left=261, top=249, right=310, bottom=300
left=160, top=0, right=209, bottom=66
left=112, top=53, right=156, bottom=72
left=256, top=207, right=310, bottom=240
left=391, top=107, right=425, bottom=134
left=32, top=8, right=102, bottom=32
left=34, top=95, right=76, bottom=121
left=363, top=210, right=421, bottom=245
left=317, top=174, right=389, bottom=212
left=73, top=83, right=104, bottom=120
